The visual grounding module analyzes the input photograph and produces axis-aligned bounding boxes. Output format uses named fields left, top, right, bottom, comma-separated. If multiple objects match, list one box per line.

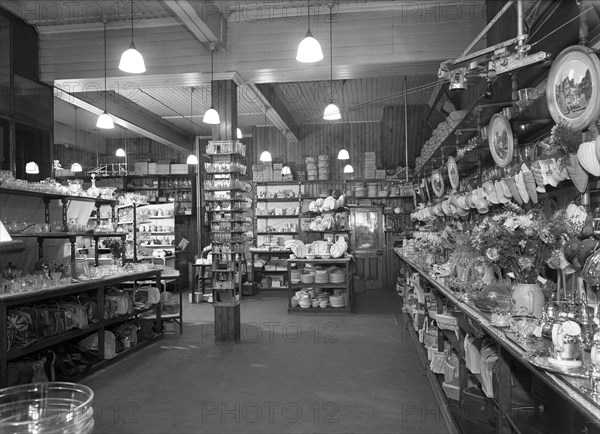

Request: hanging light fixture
left=119, top=0, right=146, bottom=73
left=281, top=166, right=291, bottom=175
left=337, top=149, right=350, bottom=160
left=259, top=108, right=272, bottom=162
left=296, top=0, right=323, bottom=63
left=115, top=148, right=126, bottom=157
left=343, top=164, right=354, bottom=174
left=97, top=21, right=115, bottom=129
left=25, top=161, right=39, bottom=174
left=323, top=2, right=341, bottom=120
left=71, top=163, right=83, bottom=172
left=187, top=87, right=199, bottom=165
left=203, top=42, right=220, bottom=124
left=237, top=128, right=243, bottom=139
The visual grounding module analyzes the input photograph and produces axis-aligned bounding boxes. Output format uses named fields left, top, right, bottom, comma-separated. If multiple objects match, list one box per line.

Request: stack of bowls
left=329, top=270, right=345, bottom=283
left=298, top=292, right=311, bottom=308
left=290, top=269, right=302, bottom=284
left=300, top=272, right=315, bottom=284
left=329, top=294, right=345, bottom=308
left=314, top=269, right=329, bottom=284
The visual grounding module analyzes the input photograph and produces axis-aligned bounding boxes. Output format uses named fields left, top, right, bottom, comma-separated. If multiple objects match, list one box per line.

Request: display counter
left=395, top=249, right=600, bottom=433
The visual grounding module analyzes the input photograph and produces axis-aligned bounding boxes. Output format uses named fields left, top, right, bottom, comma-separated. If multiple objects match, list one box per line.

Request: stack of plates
left=329, top=294, right=345, bottom=308
left=314, top=270, right=329, bottom=284
left=329, top=271, right=345, bottom=284
left=299, top=299, right=311, bottom=308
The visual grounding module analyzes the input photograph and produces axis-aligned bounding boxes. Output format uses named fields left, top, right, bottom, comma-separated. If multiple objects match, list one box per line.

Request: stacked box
left=170, top=163, right=189, bottom=174
left=317, top=155, right=330, bottom=180
left=148, top=162, right=157, bottom=174
left=365, top=152, right=376, bottom=179
left=134, top=162, right=148, bottom=175
left=156, top=161, right=171, bottom=174
left=272, top=163, right=283, bottom=182
left=306, top=157, right=317, bottom=180
left=375, top=169, right=386, bottom=179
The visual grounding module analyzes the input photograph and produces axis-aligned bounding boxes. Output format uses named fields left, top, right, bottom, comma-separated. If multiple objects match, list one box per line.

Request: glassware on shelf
left=87, top=174, right=100, bottom=198
left=581, top=340, right=600, bottom=398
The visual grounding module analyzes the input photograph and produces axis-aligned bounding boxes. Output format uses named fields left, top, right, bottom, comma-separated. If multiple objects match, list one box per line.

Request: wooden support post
left=211, top=80, right=238, bottom=141
left=214, top=304, right=241, bottom=343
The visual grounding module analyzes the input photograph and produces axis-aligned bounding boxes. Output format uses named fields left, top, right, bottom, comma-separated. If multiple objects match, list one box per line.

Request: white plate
left=488, top=113, right=514, bottom=168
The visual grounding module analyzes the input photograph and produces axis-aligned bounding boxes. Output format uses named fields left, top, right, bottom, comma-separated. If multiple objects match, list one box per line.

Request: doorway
left=350, top=206, right=384, bottom=291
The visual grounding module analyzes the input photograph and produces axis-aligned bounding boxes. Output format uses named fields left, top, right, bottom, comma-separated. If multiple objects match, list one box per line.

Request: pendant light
left=281, top=166, right=291, bottom=175
left=115, top=148, right=126, bottom=157
left=97, top=21, right=115, bottom=129
left=237, top=128, right=243, bottom=139
left=323, top=2, right=341, bottom=120
left=187, top=87, right=199, bottom=165
left=296, top=0, right=323, bottom=63
left=25, top=161, right=39, bottom=174
left=259, top=108, right=272, bottom=162
left=70, top=107, right=83, bottom=173
left=337, top=149, right=349, bottom=160
left=203, top=42, right=220, bottom=124
left=343, top=164, right=354, bottom=174
left=119, top=0, right=146, bottom=73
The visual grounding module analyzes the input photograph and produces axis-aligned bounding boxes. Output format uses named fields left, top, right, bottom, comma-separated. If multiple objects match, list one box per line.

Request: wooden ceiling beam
left=252, top=84, right=299, bottom=143
left=162, top=0, right=227, bottom=50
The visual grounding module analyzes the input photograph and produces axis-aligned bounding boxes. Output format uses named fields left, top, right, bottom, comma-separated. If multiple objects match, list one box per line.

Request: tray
left=523, top=352, right=588, bottom=379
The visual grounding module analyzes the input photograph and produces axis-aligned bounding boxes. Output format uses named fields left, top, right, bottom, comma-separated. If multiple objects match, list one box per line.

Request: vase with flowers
left=471, top=202, right=564, bottom=318
left=103, top=238, right=124, bottom=266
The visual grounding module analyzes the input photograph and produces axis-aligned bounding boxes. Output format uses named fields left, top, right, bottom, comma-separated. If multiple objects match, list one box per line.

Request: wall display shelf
left=125, top=175, right=196, bottom=216
left=249, top=247, right=291, bottom=291
left=0, top=187, right=122, bottom=268
left=136, top=203, right=176, bottom=264
left=395, top=251, right=600, bottom=433
left=0, top=269, right=163, bottom=387
left=287, top=257, right=353, bottom=314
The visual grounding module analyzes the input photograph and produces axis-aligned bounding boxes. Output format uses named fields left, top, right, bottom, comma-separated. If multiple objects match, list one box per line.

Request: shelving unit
left=0, top=269, right=164, bottom=387
left=248, top=247, right=290, bottom=291
left=287, top=257, right=353, bottom=314
left=125, top=175, right=196, bottom=216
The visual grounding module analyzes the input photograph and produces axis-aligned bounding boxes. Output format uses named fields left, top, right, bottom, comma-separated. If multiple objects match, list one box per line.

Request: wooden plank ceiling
left=4, top=0, right=487, bottom=155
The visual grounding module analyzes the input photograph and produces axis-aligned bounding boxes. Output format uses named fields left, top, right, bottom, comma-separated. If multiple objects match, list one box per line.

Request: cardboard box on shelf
left=170, top=163, right=189, bottom=174
left=134, top=162, right=148, bottom=175
left=156, top=161, right=171, bottom=174
left=148, top=162, right=157, bottom=174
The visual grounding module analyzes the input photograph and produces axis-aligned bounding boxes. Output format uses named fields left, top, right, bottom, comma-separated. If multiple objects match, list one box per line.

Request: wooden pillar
left=211, top=80, right=238, bottom=141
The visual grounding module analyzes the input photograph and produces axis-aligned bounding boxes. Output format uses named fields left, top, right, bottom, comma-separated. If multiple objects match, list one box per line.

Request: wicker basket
left=423, top=329, right=438, bottom=348
left=442, top=377, right=460, bottom=401
left=443, top=354, right=459, bottom=381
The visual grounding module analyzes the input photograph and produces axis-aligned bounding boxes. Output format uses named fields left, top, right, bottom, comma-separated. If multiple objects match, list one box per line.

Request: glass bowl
left=0, top=382, right=94, bottom=434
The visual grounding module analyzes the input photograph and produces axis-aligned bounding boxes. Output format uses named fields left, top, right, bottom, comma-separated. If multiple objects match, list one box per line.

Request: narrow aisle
left=85, top=290, right=448, bottom=434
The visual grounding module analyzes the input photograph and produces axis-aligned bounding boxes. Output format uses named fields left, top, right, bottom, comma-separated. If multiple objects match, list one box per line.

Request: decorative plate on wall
left=447, top=156, right=459, bottom=190
left=546, top=45, right=600, bottom=131
left=431, top=170, right=445, bottom=198
left=488, top=113, right=514, bottom=168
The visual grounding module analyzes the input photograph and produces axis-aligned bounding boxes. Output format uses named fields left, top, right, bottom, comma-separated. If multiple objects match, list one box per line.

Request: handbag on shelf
left=6, top=309, right=36, bottom=351
left=105, top=291, right=135, bottom=316
left=58, top=297, right=89, bottom=329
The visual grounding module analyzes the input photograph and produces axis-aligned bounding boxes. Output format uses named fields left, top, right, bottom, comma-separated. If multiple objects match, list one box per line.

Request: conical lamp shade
left=343, top=164, right=354, bottom=174
left=323, top=103, right=341, bottom=120
left=237, top=128, right=243, bottom=139
left=203, top=107, right=220, bottom=124
left=119, top=41, right=146, bottom=73
left=259, top=151, right=272, bottom=162
left=337, top=149, right=350, bottom=160
left=281, top=166, right=291, bottom=175
left=115, top=148, right=126, bottom=157
left=97, top=112, right=114, bottom=129
left=296, top=30, right=323, bottom=63
left=25, top=161, right=39, bottom=174
left=71, top=163, right=83, bottom=172
left=186, top=154, right=199, bottom=165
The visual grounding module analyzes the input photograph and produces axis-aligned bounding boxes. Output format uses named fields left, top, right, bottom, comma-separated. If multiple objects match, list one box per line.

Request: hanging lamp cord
left=329, top=3, right=333, bottom=104
left=307, top=1, right=311, bottom=33
left=190, top=87, right=194, bottom=133
left=103, top=21, right=107, bottom=110
left=130, top=0, right=134, bottom=41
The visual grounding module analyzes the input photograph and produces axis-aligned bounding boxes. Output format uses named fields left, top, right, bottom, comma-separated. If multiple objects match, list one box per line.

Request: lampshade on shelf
left=25, top=161, right=39, bottom=174
left=203, top=43, right=221, bottom=125
left=323, top=3, right=341, bottom=120
left=71, top=163, right=83, bottom=173
left=343, top=164, right=354, bottom=174
left=260, top=151, right=272, bottom=162
left=281, top=166, right=291, bottom=175
left=337, top=149, right=350, bottom=160
left=119, top=0, right=146, bottom=73
left=115, top=148, right=126, bottom=157
left=97, top=21, right=114, bottom=129
left=186, top=154, right=199, bottom=165
left=296, top=1, right=323, bottom=63
left=237, top=128, right=243, bottom=139
left=323, top=103, right=341, bottom=120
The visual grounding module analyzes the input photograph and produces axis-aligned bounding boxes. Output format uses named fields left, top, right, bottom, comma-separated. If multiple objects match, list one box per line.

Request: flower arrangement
left=103, top=238, right=124, bottom=260
left=470, top=203, right=561, bottom=284
left=550, top=119, right=582, bottom=155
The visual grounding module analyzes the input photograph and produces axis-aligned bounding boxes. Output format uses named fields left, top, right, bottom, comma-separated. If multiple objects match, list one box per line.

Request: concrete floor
left=84, top=289, right=448, bottom=434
